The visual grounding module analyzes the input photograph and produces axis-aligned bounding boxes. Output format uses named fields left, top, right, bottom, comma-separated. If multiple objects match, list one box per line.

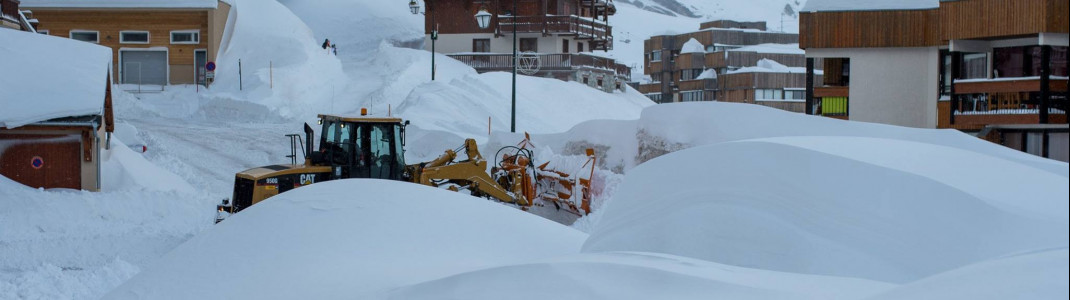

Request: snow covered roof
left=20, top=0, right=218, bottom=9
left=728, top=43, right=804, bottom=55
left=728, top=58, right=820, bottom=75
left=0, top=29, right=112, bottom=129
left=680, top=38, right=705, bottom=54
left=802, top=0, right=939, bottom=12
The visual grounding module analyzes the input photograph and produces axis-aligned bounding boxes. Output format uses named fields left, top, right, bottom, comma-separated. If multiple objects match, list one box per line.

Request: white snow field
left=102, top=180, right=588, bottom=299
left=4, top=0, right=1069, bottom=299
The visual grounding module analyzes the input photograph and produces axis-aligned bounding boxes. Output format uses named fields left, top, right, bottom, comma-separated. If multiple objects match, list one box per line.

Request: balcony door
left=520, top=38, right=538, bottom=52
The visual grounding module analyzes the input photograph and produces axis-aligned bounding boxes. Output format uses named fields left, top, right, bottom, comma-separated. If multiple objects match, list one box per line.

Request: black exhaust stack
left=304, top=123, right=315, bottom=163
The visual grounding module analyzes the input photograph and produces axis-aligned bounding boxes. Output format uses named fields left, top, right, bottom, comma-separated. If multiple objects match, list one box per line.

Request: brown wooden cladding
left=823, top=58, right=846, bottom=86
left=800, top=9, right=941, bottom=49
left=941, top=0, right=1068, bottom=41
left=719, top=72, right=813, bottom=90
left=677, top=80, right=705, bottom=91
left=814, top=86, right=849, bottom=98
left=955, top=78, right=1069, bottom=94
left=0, top=133, right=82, bottom=190
left=637, top=83, right=661, bottom=94
left=32, top=9, right=210, bottom=69
left=673, top=53, right=704, bottom=70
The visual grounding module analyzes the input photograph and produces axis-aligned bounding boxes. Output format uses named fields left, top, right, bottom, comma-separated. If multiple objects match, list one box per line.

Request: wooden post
left=488, top=116, right=492, bottom=137
left=270, top=61, right=273, bottom=89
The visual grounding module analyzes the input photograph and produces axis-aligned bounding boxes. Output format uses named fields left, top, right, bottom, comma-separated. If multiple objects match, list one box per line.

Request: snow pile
left=514, top=102, right=1068, bottom=175
left=729, top=58, right=809, bottom=74
left=696, top=68, right=717, bottom=79
left=680, top=38, right=705, bottom=53
left=866, top=248, right=1068, bottom=300
left=209, top=0, right=350, bottom=121
left=377, top=252, right=894, bottom=300
left=0, top=29, right=111, bottom=128
left=397, top=72, right=653, bottom=139
left=103, top=180, right=587, bottom=299
left=582, top=136, right=1068, bottom=283
left=802, top=0, right=937, bottom=12
left=20, top=0, right=217, bottom=8
left=729, top=43, right=805, bottom=54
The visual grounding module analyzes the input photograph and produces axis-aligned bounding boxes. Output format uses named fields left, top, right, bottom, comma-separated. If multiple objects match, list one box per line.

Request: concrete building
left=418, top=0, right=629, bottom=93
left=800, top=0, right=1068, bottom=161
left=636, top=20, right=818, bottom=113
left=1, top=28, right=115, bottom=191
left=21, top=0, right=231, bottom=87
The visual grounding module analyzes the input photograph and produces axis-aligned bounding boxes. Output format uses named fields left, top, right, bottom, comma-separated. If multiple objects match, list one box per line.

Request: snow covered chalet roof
left=681, top=38, right=705, bottom=54
left=802, top=0, right=939, bottom=12
left=0, top=29, right=112, bottom=129
left=20, top=0, right=218, bottom=9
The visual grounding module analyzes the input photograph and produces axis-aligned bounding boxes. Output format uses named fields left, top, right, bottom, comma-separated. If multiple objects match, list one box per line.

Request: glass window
left=70, top=31, right=99, bottom=43
left=651, top=51, right=662, bottom=61
left=120, top=31, right=149, bottom=44
left=961, top=53, right=987, bottom=79
left=472, top=39, right=490, bottom=52
left=171, top=31, right=200, bottom=44
left=520, top=38, right=538, bottom=52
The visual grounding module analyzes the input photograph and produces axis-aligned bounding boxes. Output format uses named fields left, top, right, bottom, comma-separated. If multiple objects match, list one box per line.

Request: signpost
left=205, top=61, right=216, bottom=88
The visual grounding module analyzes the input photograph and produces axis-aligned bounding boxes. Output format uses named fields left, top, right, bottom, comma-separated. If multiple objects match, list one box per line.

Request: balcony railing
left=952, top=77, right=1068, bottom=117
left=447, top=53, right=630, bottom=81
left=498, top=15, right=612, bottom=47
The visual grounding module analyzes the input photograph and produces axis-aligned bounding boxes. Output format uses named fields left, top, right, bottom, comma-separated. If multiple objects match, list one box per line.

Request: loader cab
left=315, top=114, right=408, bottom=181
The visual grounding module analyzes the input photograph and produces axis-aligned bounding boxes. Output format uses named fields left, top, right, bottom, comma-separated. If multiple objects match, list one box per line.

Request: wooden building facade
left=638, top=20, right=815, bottom=113
left=425, top=0, right=628, bottom=93
left=22, top=0, right=230, bottom=87
left=800, top=0, right=1069, bottom=161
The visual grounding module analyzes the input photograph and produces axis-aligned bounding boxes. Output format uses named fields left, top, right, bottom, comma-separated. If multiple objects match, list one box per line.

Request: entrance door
left=195, top=49, right=207, bottom=85
left=121, top=50, right=168, bottom=85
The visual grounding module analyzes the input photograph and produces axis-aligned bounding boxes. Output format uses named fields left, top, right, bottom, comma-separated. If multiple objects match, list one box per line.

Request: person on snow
left=322, top=38, right=331, bottom=49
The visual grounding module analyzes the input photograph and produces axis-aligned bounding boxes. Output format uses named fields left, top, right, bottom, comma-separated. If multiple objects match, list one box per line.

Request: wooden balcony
left=813, top=86, right=849, bottom=98
left=945, top=77, right=1069, bottom=130
left=447, top=53, right=630, bottom=81
left=498, top=15, right=613, bottom=49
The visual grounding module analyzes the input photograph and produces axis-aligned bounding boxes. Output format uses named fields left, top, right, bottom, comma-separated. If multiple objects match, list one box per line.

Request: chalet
left=637, top=20, right=816, bottom=111
left=800, top=0, right=1068, bottom=161
left=21, top=0, right=231, bottom=87
left=421, top=0, right=629, bottom=93
left=1, top=29, right=115, bottom=191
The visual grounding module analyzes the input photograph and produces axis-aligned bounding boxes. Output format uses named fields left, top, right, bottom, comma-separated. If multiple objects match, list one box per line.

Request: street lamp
left=410, top=0, right=436, bottom=81
left=475, top=4, right=517, bottom=133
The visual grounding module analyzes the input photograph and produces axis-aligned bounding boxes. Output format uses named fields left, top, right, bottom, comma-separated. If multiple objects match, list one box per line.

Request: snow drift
left=103, top=180, right=587, bottom=299
left=376, top=251, right=894, bottom=300
left=581, top=136, right=1069, bottom=284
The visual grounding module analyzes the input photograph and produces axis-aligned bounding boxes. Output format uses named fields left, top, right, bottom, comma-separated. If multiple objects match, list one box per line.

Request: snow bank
left=681, top=38, right=705, bottom=53
left=517, top=102, right=1067, bottom=177
left=865, top=248, right=1069, bottom=300
left=100, top=136, right=195, bottom=193
left=730, top=43, right=805, bottom=55
left=582, top=137, right=1068, bottom=283
left=377, top=252, right=894, bottom=300
left=802, top=0, right=937, bottom=12
left=104, top=180, right=587, bottom=299
left=398, top=71, right=652, bottom=139
left=0, top=29, right=111, bottom=128
left=209, top=0, right=349, bottom=121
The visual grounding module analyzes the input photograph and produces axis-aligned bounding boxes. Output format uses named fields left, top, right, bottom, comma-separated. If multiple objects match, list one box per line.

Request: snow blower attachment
left=217, top=114, right=597, bottom=224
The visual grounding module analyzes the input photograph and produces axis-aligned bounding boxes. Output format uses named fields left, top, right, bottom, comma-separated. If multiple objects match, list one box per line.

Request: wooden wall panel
left=941, top=0, right=1066, bottom=41
left=32, top=9, right=210, bottom=83
left=0, top=133, right=82, bottom=190
left=800, top=9, right=940, bottom=49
